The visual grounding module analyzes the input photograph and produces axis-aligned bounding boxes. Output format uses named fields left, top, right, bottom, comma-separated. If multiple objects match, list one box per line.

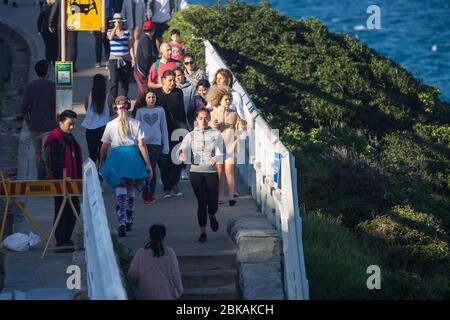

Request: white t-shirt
left=101, top=117, right=145, bottom=148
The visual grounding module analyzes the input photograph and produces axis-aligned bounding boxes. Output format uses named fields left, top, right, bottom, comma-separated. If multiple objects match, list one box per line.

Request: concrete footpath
left=0, top=0, right=259, bottom=299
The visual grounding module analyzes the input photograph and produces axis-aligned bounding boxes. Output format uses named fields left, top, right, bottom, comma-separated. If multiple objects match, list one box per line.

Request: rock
left=239, top=263, right=284, bottom=300
left=236, top=237, right=280, bottom=264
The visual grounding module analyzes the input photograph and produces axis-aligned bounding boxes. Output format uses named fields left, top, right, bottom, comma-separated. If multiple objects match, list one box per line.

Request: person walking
left=211, top=68, right=245, bottom=119
left=99, top=96, right=153, bottom=237
left=37, top=0, right=58, bottom=65
left=81, top=74, right=113, bottom=171
left=42, top=110, right=82, bottom=253
left=48, top=0, right=79, bottom=71
left=107, top=13, right=134, bottom=99
left=121, top=0, right=147, bottom=55
left=147, top=42, right=181, bottom=90
left=134, top=20, right=157, bottom=99
left=183, top=53, right=207, bottom=88
left=21, top=60, right=57, bottom=173
left=208, top=85, right=243, bottom=206
left=154, top=70, right=187, bottom=198
left=178, top=108, right=223, bottom=243
left=134, top=89, right=169, bottom=204
left=127, top=224, right=183, bottom=300
left=187, top=79, right=210, bottom=129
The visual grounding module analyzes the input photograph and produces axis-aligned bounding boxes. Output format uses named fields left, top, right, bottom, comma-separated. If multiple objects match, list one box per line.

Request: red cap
left=143, top=21, right=154, bottom=31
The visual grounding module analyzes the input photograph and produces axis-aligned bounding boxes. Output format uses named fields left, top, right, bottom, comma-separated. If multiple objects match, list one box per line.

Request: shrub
left=358, top=206, right=448, bottom=266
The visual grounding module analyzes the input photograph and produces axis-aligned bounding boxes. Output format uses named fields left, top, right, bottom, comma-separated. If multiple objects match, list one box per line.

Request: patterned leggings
left=116, top=186, right=135, bottom=226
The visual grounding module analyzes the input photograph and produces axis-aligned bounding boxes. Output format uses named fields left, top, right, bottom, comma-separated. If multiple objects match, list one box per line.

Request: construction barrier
left=0, top=171, right=82, bottom=259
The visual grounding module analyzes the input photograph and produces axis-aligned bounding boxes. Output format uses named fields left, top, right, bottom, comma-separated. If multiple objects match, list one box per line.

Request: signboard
left=55, top=61, right=73, bottom=88
left=274, top=152, right=281, bottom=189
left=67, top=0, right=102, bottom=31
left=0, top=180, right=82, bottom=197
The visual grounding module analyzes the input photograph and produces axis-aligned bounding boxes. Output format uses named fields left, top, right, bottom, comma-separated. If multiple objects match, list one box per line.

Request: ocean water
left=188, top=0, right=450, bottom=101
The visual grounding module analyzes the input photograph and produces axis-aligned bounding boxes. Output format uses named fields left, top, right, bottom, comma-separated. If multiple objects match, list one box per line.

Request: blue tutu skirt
left=102, top=145, right=148, bottom=190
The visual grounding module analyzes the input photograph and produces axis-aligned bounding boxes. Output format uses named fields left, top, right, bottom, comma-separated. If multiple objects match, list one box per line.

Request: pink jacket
left=127, top=246, right=183, bottom=300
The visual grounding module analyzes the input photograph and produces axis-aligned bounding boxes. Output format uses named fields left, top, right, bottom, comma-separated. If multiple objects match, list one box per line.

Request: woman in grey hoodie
left=178, top=108, right=224, bottom=243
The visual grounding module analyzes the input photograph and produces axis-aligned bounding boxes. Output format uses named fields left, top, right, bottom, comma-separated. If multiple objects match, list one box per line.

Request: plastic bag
left=1, top=231, right=42, bottom=252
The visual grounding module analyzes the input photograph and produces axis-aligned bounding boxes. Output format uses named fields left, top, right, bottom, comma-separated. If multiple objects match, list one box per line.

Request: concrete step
left=180, top=283, right=239, bottom=300
left=178, top=254, right=236, bottom=272
left=182, top=268, right=237, bottom=288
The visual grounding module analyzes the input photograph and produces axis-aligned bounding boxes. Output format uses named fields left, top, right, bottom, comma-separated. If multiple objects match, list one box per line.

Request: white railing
left=205, top=40, right=309, bottom=300
left=82, top=159, right=127, bottom=300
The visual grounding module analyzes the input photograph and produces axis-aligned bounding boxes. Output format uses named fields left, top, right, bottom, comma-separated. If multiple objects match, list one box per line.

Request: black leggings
left=85, top=125, right=106, bottom=164
left=190, top=172, right=219, bottom=227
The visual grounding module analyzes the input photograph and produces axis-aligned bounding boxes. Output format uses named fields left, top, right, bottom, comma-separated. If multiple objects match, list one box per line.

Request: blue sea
left=189, top=0, right=450, bottom=101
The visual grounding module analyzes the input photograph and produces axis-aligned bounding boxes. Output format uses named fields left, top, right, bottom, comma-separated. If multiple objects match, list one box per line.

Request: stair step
left=180, top=283, right=239, bottom=300
left=182, top=269, right=237, bottom=288
left=178, top=254, right=236, bottom=271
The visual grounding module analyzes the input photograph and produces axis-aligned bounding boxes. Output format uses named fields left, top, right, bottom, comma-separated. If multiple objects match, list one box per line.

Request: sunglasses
left=184, top=61, right=194, bottom=65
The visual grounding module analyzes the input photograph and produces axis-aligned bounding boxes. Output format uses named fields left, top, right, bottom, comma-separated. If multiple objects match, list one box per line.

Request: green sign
left=55, top=61, right=73, bottom=88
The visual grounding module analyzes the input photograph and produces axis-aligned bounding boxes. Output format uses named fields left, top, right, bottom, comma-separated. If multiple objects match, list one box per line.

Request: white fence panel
left=82, top=159, right=127, bottom=300
left=204, top=40, right=309, bottom=300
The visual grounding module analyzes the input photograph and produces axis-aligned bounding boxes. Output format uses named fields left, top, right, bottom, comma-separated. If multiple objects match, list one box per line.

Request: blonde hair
left=207, top=85, right=232, bottom=108
left=115, top=96, right=130, bottom=139
left=46, top=0, right=55, bottom=5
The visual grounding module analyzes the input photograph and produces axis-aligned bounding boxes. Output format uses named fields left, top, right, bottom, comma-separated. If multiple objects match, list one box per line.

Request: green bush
left=302, top=211, right=385, bottom=299
left=115, top=242, right=136, bottom=300
left=358, top=206, right=448, bottom=266
left=169, top=1, right=450, bottom=299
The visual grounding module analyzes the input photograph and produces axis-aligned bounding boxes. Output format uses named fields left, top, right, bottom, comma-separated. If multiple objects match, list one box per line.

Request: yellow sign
left=67, top=0, right=102, bottom=31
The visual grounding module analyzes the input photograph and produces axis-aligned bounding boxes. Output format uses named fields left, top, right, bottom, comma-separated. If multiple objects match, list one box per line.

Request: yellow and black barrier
left=0, top=171, right=82, bottom=259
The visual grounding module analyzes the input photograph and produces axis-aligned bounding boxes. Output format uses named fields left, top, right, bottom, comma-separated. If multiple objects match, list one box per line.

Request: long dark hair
left=91, top=74, right=106, bottom=115
left=144, top=224, right=166, bottom=257
left=132, top=88, right=157, bottom=118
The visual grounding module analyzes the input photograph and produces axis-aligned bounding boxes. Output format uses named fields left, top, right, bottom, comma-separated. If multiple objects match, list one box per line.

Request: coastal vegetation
left=168, top=1, right=450, bottom=299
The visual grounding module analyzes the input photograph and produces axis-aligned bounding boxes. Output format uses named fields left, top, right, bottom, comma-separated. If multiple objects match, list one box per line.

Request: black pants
left=94, top=31, right=110, bottom=63
left=85, top=126, right=106, bottom=164
left=190, top=172, right=219, bottom=227
left=145, top=144, right=162, bottom=196
left=159, top=141, right=182, bottom=191
left=42, top=30, right=58, bottom=63
left=54, top=196, right=80, bottom=246
left=67, top=31, right=78, bottom=68
left=109, top=59, right=132, bottom=99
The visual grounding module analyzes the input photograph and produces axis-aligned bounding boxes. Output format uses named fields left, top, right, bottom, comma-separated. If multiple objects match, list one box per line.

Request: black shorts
left=153, top=22, right=169, bottom=39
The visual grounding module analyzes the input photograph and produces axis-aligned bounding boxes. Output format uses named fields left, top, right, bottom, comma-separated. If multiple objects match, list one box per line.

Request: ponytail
left=118, top=109, right=130, bottom=139
left=144, top=224, right=166, bottom=257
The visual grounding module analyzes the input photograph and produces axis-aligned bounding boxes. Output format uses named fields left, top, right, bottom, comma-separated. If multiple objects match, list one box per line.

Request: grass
left=302, top=211, right=386, bottom=299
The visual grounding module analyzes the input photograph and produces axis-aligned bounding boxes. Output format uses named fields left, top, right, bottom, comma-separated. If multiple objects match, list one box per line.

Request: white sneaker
left=172, top=186, right=183, bottom=196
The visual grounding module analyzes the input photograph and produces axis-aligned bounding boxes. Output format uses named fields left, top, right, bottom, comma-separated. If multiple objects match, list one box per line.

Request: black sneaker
left=229, top=199, right=236, bottom=207
left=198, top=233, right=207, bottom=243
left=209, top=214, right=219, bottom=232
left=126, top=222, right=132, bottom=231
left=118, top=224, right=126, bottom=237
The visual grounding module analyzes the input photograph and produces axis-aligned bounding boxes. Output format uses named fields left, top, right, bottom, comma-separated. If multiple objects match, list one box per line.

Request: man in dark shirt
left=22, top=59, right=57, bottom=169
left=134, top=20, right=157, bottom=99
left=154, top=69, right=187, bottom=197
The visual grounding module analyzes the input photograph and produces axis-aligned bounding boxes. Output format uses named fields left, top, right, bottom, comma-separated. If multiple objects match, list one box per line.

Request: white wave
left=432, top=45, right=438, bottom=52
left=353, top=25, right=367, bottom=31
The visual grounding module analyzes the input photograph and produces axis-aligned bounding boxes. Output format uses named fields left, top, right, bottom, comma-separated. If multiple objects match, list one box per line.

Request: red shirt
left=148, top=60, right=181, bottom=85
left=169, top=41, right=185, bottom=62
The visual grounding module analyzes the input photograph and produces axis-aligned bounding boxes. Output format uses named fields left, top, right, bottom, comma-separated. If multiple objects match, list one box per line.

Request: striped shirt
left=108, top=29, right=130, bottom=57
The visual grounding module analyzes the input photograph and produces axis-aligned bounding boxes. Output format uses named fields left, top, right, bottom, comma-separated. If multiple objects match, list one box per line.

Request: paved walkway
left=0, top=0, right=257, bottom=299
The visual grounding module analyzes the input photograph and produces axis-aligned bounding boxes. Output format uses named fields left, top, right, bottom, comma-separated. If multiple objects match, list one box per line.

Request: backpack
left=38, top=145, right=50, bottom=180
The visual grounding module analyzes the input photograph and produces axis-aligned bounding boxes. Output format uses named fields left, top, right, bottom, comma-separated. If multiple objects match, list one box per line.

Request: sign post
left=55, top=61, right=73, bottom=114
